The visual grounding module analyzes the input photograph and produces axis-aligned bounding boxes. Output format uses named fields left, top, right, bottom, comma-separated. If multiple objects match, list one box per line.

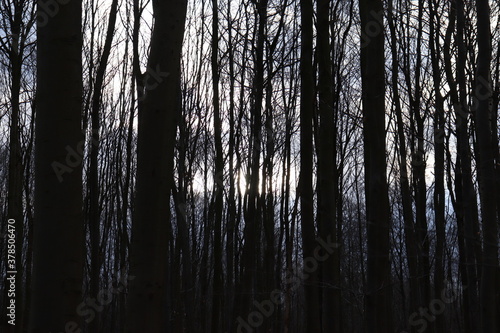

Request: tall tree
left=237, top=0, right=268, bottom=326
left=86, top=0, right=119, bottom=331
left=30, top=0, right=85, bottom=331
left=443, top=2, right=481, bottom=329
left=387, top=0, right=420, bottom=327
left=475, top=0, right=499, bottom=332
left=126, top=0, right=188, bottom=331
left=316, top=0, right=340, bottom=330
left=224, top=1, right=237, bottom=329
left=211, top=0, right=224, bottom=330
left=359, top=0, right=393, bottom=331
left=429, top=0, right=446, bottom=331
left=299, top=0, right=321, bottom=330
left=406, top=0, right=431, bottom=316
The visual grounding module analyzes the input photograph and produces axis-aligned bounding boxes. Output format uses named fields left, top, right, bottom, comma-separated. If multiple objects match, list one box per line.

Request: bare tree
left=126, top=0, right=188, bottom=331
left=359, top=0, right=393, bottom=331
left=299, top=0, right=321, bottom=331
left=30, top=0, right=85, bottom=331
left=316, top=0, right=340, bottom=330
left=475, top=1, right=499, bottom=332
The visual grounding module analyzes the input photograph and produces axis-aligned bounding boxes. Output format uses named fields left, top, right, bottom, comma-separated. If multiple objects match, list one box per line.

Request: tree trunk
left=410, top=1, right=431, bottom=320
left=428, top=0, right=446, bottom=331
left=237, top=0, right=268, bottom=328
left=211, top=0, right=224, bottom=329
left=30, top=0, right=85, bottom=331
left=316, top=0, right=340, bottom=330
left=225, top=2, right=237, bottom=329
left=126, top=0, right=188, bottom=331
left=443, top=1, right=481, bottom=330
left=87, top=1, right=119, bottom=331
left=359, top=0, right=393, bottom=331
left=474, top=1, right=499, bottom=331
left=299, top=0, right=321, bottom=330
left=387, top=2, right=420, bottom=328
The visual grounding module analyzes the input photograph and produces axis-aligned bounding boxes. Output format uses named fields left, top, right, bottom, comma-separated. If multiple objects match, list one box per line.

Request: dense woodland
left=0, top=0, right=499, bottom=332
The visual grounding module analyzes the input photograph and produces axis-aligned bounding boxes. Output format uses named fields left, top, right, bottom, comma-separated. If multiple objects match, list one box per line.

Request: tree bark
left=30, top=0, right=85, bottom=331
left=359, top=0, right=393, bottom=331
left=474, top=1, right=499, bottom=331
left=442, top=1, right=481, bottom=330
left=237, top=0, right=268, bottom=327
left=211, top=0, right=224, bottom=330
left=428, top=0, right=446, bottom=331
left=126, top=0, right=188, bottom=331
left=299, top=0, right=321, bottom=330
left=316, top=0, right=340, bottom=330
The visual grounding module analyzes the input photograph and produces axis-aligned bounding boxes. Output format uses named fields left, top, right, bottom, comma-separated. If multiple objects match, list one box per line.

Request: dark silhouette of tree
left=30, top=0, right=85, bottom=331
left=359, top=0, right=393, bottom=331
left=84, top=0, right=119, bottom=330
left=126, top=0, right=188, bottom=331
left=429, top=0, right=446, bottom=331
left=299, top=0, right=321, bottom=331
left=387, top=1, right=421, bottom=328
left=475, top=1, right=499, bottom=332
left=210, top=0, right=224, bottom=330
left=316, top=0, right=340, bottom=330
